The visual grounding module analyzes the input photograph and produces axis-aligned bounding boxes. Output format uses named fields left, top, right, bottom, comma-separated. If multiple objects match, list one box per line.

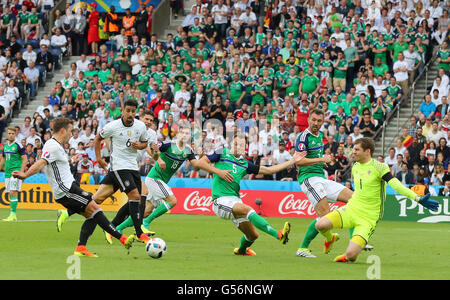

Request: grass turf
left=0, top=208, right=448, bottom=280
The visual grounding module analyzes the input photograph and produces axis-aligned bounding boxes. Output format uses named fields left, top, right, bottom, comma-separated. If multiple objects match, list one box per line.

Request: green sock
left=300, top=219, right=319, bottom=249
left=116, top=216, right=134, bottom=233
left=238, top=235, right=254, bottom=254
left=10, top=197, right=18, bottom=215
left=143, top=202, right=173, bottom=227
left=349, top=227, right=354, bottom=238
left=247, top=211, right=279, bottom=239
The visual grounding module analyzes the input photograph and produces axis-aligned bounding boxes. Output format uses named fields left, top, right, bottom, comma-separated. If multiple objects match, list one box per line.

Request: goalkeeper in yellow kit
left=315, top=138, right=440, bottom=263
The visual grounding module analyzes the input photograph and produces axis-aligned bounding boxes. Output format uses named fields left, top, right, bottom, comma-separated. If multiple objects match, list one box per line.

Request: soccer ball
left=145, top=238, right=167, bottom=259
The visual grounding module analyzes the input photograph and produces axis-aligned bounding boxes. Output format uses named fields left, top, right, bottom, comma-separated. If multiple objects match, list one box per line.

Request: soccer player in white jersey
left=111, top=110, right=159, bottom=238
left=92, top=99, right=152, bottom=244
left=12, top=118, right=135, bottom=257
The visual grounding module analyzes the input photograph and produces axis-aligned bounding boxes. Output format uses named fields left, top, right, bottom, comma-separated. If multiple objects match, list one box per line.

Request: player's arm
left=382, top=172, right=440, bottom=211
left=130, top=138, right=148, bottom=150
left=94, top=133, right=107, bottom=171
left=195, top=151, right=234, bottom=183
left=12, top=158, right=47, bottom=180
left=191, top=155, right=234, bottom=183
left=295, top=151, right=331, bottom=167
left=258, top=151, right=306, bottom=175
left=0, top=152, right=4, bottom=171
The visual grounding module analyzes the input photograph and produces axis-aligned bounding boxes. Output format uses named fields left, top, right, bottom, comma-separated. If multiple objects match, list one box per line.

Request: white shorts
left=300, top=176, right=345, bottom=208
left=145, top=177, right=174, bottom=207
left=213, top=196, right=250, bottom=227
left=5, top=177, right=22, bottom=193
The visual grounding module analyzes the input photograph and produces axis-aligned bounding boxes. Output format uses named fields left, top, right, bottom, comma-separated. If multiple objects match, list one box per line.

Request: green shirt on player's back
left=2, top=142, right=25, bottom=178
left=295, top=129, right=326, bottom=184
left=207, top=147, right=259, bottom=200
left=147, top=142, right=196, bottom=183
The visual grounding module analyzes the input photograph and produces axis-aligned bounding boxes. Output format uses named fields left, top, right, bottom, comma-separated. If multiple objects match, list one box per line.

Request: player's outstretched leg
left=84, top=201, right=135, bottom=251
left=74, top=218, right=99, bottom=258
left=234, top=203, right=290, bottom=243
left=297, top=218, right=319, bottom=258
left=142, top=195, right=176, bottom=230
left=234, top=222, right=258, bottom=256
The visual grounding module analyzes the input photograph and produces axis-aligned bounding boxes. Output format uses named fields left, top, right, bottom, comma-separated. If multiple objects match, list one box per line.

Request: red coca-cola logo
left=183, top=191, right=214, bottom=212
left=278, top=194, right=316, bottom=216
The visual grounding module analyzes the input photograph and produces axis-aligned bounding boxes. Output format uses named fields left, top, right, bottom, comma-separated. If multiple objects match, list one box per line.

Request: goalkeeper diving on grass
left=315, top=137, right=440, bottom=263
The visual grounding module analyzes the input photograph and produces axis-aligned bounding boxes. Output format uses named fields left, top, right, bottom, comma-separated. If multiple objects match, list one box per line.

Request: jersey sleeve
left=159, top=142, right=171, bottom=152
left=41, top=143, right=60, bottom=164
left=17, top=143, right=26, bottom=156
left=186, top=146, right=196, bottom=161
left=139, top=125, right=148, bottom=143
left=99, top=121, right=114, bottom=139
left=295, top=132, right=308, bottom=152
left=246, top=161, right=260, bottom=175
left=206, top=147, right=224, bottom=163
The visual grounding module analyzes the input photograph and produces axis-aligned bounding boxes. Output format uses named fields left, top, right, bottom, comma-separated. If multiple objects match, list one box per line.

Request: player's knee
left=345, top=249, right=359, bottom=262
left=315, top=218, right=331, bottom=232
left=166, top=196, right=177, bottom=207
left=127, top=189, right=140, bottom=201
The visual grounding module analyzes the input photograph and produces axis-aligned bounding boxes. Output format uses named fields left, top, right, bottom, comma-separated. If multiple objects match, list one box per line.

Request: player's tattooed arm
left=12, top=158, right=48, bottom=180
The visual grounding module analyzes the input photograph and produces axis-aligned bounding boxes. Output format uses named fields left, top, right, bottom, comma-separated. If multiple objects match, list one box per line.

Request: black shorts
left=100, top=169, right=142, bottom=195
left=55, top=182, right=93, bottom=214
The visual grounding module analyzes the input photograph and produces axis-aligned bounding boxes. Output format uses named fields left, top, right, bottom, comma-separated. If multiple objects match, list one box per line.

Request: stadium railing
left=379, top=53, right=438, bottom=156
left=151, top=0, right=171, bottom=39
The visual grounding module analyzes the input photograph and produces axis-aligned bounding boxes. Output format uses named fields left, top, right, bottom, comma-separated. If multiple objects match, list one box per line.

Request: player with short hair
left=12, top=117, right=134, bottom=257
left=294, top=109, right=357, bottom=258
left=315, top=138, right=439, bottom=262
left=109, top=123, right=235, bottom=238
left=1, top=127, right=27, bottom=221
left=91, top=99, right=151, bottom=244
left=196, top=134, right=306, bottom=256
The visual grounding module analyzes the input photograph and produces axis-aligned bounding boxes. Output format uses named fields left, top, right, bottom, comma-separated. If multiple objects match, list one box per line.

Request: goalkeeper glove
left=416, top=194, right=439, bottom=211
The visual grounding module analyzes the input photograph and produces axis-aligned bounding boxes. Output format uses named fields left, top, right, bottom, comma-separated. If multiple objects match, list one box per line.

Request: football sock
left=9, top=196, right=18, bottom=215
left=128, top=200, right=143, bottom=236
left=300, top=218, right=319, bottom=249
left=91, top=209, right=122, bottom=240
left=78, top=218, right=97, bottom=246
left=321, top=229, right=334, bottom=242
left=112, top=203, right=130, bottom=226
left=247, top=211, right=279, bottom=239
left=116, top=216, right=134, bottom=232
left=143, top=201, right=173, bottom=227
left=140, top=195, right=147, bottom=218
left=349, top=227, right=354, bottom=238
left=238, top=235, right=254, bottom=254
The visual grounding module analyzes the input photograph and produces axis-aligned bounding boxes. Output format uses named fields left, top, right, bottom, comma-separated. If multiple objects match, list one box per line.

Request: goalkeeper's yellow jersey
left=348, top=159, right=392, bottom=223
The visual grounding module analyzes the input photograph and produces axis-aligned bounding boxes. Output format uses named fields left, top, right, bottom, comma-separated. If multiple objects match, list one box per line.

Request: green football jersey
left=295, top=129, right=326, bottom=183
left=2, top=142, right=25, bottom=178
left=147, top=142, right=195, bottom=183
left=208, top=148, right=259, bottom=200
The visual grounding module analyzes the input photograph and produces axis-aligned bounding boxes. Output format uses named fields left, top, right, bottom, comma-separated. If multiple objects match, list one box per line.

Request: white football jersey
left=41, top=138, right=75, bottom=200
left=99, top=118, right=148, bottom=171
left=137, top=128, right=158, bottom=163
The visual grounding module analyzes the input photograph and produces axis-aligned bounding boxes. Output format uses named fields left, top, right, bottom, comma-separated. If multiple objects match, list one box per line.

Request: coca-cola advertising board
left=170, top=188, right=345, bottom=218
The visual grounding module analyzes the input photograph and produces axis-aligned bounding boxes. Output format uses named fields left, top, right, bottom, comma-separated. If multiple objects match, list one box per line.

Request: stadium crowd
left=0, top=0, right=449, bottom=185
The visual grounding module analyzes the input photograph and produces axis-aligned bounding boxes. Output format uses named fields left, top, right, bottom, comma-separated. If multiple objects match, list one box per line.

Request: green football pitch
left=0, top=209, right=448, bottom=280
